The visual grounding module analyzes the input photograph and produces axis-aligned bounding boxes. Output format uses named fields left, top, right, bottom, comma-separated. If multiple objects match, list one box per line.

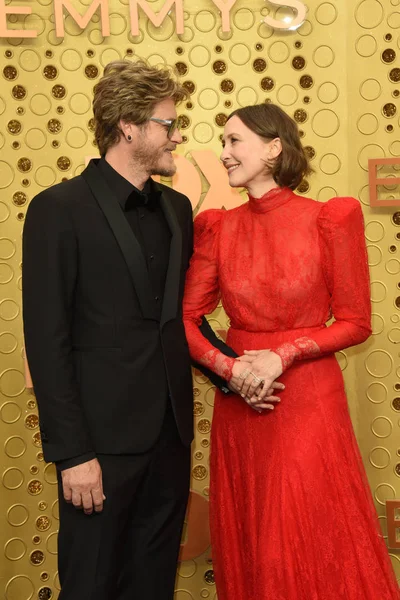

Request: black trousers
left=57, top=408, right=191, bottom=600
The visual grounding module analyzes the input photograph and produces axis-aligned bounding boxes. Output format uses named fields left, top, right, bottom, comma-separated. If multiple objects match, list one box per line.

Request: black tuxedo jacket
left=22, top=159, right=236, bottom=464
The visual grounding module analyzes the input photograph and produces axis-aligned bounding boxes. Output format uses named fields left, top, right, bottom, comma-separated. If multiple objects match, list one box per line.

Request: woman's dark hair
left=227, top=103, right=312, bottom=190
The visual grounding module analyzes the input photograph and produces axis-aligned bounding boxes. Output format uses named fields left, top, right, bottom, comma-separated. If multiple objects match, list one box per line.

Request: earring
left=127, top=134, right=132, bottom=142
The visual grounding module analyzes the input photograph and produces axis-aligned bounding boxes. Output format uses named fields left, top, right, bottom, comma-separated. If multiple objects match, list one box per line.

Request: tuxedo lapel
left=158, top=185, right=182, bottom=327
left=81, top=160, right=158, bottom=320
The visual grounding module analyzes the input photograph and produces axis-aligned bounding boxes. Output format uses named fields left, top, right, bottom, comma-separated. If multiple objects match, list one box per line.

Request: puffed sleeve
left=183, top=209, right=236, bottom=380
left=273, top=197, right=372, bottom=370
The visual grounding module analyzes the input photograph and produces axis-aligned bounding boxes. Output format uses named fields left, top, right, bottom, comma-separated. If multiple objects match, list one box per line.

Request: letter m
left=54, top=0, right=110, bottom=37
left=129, top=0, right=184, bottom=35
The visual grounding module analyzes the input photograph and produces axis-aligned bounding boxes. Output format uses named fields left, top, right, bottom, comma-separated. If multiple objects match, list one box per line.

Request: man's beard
left=135, top=144, right=177, bottom=178
left=150, top=161, right=177, bottom=178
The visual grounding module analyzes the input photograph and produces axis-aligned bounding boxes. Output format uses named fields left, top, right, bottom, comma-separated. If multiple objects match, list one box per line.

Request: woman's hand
left=238, top=350, right=283, bottom=405
left=230, top=360, right=283, bottom=413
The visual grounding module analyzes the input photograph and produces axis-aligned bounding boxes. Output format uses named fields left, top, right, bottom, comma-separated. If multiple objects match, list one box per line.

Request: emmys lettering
left=0, top=0, right=307, bottom=39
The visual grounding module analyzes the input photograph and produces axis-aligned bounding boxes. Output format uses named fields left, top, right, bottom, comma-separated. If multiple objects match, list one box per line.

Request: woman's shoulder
left=317, top=197, right=362, bottom=226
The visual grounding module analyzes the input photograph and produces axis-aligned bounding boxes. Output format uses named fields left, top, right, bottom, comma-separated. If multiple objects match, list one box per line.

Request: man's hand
left=61, top=458, right=105, bottom=515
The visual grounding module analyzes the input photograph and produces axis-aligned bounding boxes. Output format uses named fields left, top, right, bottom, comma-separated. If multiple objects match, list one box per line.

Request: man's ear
left=119, top=119, right=133, bottom=142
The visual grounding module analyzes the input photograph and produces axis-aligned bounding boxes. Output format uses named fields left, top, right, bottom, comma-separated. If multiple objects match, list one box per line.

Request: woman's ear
left=268, top=137, right=282, bottom=160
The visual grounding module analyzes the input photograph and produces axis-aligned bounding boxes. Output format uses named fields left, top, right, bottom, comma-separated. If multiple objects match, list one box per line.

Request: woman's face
left=220, top=115, right=281, bottom=191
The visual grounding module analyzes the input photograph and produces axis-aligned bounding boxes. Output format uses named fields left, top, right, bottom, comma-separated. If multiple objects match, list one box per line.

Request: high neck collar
left=248, top=186, right=294, bottom=214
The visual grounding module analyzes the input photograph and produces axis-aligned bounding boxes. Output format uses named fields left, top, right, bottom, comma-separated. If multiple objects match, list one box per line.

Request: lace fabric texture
left=183, top=188, right=399, bottom=600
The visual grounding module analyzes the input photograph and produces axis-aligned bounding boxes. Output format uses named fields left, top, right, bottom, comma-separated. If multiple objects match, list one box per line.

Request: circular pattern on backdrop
left=100, top=48, right=121, bottom=67
left=109, top=13, right=127, bottom=36
left=355, top=35, right=377, bottom=57
left=355, top=0, right=384, bottom=29
left=365, top=350, right=393, bottom=378
left=358, top=144, right=385, bottom=171
left=0, top=299, right=19, bottom=321
left=189, top=46, right=211, bottom=68
left=0, top=401, right=21, bottom=424
left=299, top=20, right=313, bottom=36
left=18, top=49, right=41, bottom=72
left=367, top=245, right=383, bottom=267
left=5, top=574, right=34, bottom=600
left=375, top=483, right=396, bottom=506
left=233, top=8, right=255, bottom=30
left=30, top=94, right=51, bottom=116
left=370, top=280, right=387, bottom=303
left=357, top=113, right=379, bottom=135
left=7, top=504, right=29, bottom=527
left=313, top=45, right=335, bottom=67
left=359, top=78, right=381, bottom=101
left=312, top=109, right=339, bottom=137
left=268, top=41, right=290, bottom=63
left=367, top=381, right=387, bottom=403
left=0, top=368, right=25, bottom=397
left=194, top=10, right=216, bottom=33
left=388, top=328, right=400, bottom=343
left=0, top=202, right=10, bottom=223
left=193, top=123, right=214, bottom=144
left=386, top=259, right=400, bottom=274
left=229, top=44, right=251, bottom=66
left=387, top=11, right=400, bottom=28
left=198, top=89, right=219, bottom=110
left=276, top=85, right=298, bottom=106
left=0, top=162, right=14, bottom=189
left=0, top=332, right=18, bottom=354
left=2, top=467, right=24, bottom=490
left=319, top=153, right=341, bottom=175
left=25, top=129, right=47, bottom=150
left=317, top=186, right=337, bottom=202
left=0, top=264, right=14, bottom=285
left=24, top=13, right=46, bottom=36
left=365, top=220, right=385, bottom=242
left=371, top=417, right=393, bottom=440
left=369, top=446, right=391, bottom=469
left=5, top=436, right=27, bottom=458
left=35, top=166, right=56, bottom=187
left=315, top=3, right=338, bottom=25
left=317, top=81, right=339, bottom=104
left=69, top=93, right=91, bottom=114
left=60, top=49, right=82, bottom=71
left=237, top=86, right=258, bottom=107
left=66, top=127, right=88, bottom=149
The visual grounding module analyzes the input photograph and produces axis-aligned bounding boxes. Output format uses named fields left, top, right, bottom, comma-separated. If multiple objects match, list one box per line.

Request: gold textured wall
left=1, top=0, right=400, bottom=598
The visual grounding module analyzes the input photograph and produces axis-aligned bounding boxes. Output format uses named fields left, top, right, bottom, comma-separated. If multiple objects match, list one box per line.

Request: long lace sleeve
left=183, top=210, right=236, bottom=380
left=273, top=197, right=372, bottom=371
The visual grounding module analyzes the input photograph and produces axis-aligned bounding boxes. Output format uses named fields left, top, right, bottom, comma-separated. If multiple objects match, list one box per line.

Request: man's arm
left=23, top=190, right=94, bottom=463
left=195, top=317, right=238, bottom=394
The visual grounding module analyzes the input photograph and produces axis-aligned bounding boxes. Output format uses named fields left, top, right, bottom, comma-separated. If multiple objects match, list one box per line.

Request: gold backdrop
left=1, top=0, right=400, bottom=598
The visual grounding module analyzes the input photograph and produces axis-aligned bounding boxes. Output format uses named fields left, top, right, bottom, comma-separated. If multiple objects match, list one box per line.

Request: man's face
left=134, top=98, right=183, bottom=177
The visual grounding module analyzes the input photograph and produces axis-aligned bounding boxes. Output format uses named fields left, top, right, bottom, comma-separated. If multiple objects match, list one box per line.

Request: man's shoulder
left=29, top=173, right=87, bottom=210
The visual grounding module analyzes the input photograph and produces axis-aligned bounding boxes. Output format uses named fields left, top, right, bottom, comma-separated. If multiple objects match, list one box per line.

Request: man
left=23, top=59, right=282, bottom=599
left=23, top=59, right=238, bottom=600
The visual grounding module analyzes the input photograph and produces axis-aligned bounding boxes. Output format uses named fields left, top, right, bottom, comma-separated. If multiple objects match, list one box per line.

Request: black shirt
left=98, top=157, right=171, bottom=320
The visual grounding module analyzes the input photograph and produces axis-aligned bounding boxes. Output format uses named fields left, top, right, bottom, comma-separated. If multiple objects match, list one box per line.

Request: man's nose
left=171, top=128, right=183, bottom=144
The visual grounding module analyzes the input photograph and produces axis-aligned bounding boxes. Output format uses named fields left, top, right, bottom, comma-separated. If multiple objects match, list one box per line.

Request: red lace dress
left=183, top=188, right=399, bottom=600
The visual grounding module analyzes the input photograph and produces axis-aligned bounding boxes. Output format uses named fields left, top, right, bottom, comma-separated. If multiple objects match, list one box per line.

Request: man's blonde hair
left=93, top=58, right=189, bottom=155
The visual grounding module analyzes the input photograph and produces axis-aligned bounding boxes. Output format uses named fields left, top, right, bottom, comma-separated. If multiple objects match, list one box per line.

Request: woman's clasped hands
left=229, top=349, right=284, bottom=413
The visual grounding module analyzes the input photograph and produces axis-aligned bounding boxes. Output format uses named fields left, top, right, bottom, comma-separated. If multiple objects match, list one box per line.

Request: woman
left=183, top=103, right=399, bottom=599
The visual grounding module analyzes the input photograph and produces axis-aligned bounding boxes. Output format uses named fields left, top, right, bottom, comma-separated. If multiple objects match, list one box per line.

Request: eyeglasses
left=149, top=115, right=183, bottom=139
